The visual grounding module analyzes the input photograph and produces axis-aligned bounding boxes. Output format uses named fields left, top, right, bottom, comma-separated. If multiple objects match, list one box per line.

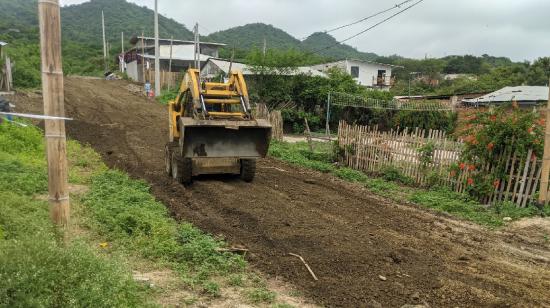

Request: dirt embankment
left=15, top=77, right=550, bottom=307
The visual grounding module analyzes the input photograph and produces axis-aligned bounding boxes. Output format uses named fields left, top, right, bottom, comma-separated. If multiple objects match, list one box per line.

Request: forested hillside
left=301, top=32, right=378, bottom=61
left=1, top=0, right=548, bottom=93
left=62, top=0, right=193, bottom=43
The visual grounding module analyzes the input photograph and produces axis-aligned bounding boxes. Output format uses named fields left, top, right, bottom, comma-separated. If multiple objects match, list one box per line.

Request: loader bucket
left=180, top=118, right=272, bottom=159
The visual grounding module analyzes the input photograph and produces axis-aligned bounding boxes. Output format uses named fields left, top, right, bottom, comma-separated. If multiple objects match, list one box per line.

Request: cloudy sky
left=60, top=0, right=550, bottom=62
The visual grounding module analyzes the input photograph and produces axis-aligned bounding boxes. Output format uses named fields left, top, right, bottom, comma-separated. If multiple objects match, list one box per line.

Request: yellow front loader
left=165, top=69, right=272, bottom=184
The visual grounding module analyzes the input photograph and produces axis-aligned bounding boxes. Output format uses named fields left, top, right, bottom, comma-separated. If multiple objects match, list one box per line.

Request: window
left=350, top=66, right=359, bottom=78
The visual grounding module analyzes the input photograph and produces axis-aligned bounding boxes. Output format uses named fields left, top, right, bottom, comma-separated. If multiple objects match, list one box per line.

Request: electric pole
left=102, top=10, right=107, bottom=72
left=38, top=0, right=70, bottom=227
left=154, top=0, right=160, bottom=97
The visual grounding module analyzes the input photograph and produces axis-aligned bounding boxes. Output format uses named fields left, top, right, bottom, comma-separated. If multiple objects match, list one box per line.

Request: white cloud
left=60, top=0, right=550, bottom=61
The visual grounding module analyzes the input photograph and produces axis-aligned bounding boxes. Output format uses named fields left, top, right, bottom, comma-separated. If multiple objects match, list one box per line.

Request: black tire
left=172, top=152, right=192, bottom=184
left=240, top=159, right=256, bottom=182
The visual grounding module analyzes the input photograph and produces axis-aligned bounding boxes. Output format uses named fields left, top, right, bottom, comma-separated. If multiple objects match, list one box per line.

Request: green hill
left=206, top=23, right=302, bottom=51
left=301, top=32, right=378, bottom=62
left=61, top=0, right=193, bottom=45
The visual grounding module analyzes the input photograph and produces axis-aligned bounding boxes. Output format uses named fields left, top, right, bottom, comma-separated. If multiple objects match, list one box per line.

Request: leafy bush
left=456, top=104, right=543, bottom=198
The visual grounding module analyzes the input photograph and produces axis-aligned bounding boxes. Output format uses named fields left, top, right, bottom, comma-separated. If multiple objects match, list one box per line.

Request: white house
left=310, top=59, right=402, bottom=90
left=121, top=36, right=226, bottom=82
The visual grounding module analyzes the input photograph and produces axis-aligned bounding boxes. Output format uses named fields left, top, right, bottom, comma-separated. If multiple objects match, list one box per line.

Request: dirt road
left=16, top=77, right=550, bottom=307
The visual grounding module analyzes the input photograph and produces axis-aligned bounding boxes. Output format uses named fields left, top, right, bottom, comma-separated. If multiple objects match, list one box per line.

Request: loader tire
left=240, top=159, right=256, bottom=182
left=172, top=152, right=192, bottom=185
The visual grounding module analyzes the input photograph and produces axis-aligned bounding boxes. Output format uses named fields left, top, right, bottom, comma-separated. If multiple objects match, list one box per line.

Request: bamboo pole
left=538, top=80, right=550, bottom=205
left=154, top=0, right=160, bottom=96
left=38, top=0, right=70, bottom=227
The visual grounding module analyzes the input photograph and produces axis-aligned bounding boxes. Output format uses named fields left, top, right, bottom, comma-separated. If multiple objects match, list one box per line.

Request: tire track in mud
left=15, top=77, right=550, bottom=307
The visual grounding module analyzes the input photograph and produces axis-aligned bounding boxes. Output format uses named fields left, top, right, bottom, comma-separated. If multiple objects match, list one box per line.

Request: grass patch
left=246, top=287, right=276, bottom=304
left=269, top=140, right=548, bottom=227
left=0, top=121, right=250, bottom=305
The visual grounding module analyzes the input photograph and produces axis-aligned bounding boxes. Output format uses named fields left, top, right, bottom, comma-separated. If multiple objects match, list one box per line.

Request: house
left=121, top=36, right=226, bottom=82
left=462, top=86, right=549, bottom=107
left=201, top=58, right=327, bottom=79
left=310, top=59, right=402, bottom=90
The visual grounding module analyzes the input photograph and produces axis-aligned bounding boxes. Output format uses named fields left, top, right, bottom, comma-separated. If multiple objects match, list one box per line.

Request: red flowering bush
left=452, top=103, right=544, bottom=198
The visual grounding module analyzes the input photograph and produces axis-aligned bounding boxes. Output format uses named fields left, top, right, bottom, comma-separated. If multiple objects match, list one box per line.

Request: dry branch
left=289, top=253, right=318, bottom=281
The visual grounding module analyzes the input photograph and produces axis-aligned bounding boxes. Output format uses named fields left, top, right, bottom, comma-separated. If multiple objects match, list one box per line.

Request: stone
left=378, top=275, right=387, bottom=281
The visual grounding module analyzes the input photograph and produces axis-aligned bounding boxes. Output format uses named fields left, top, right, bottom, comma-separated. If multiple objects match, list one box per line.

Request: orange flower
left=450, top=170, right=457, bottom=177
left=468, top=165, right=476, bottom=171
left=487, top=142, right=494, bottom=151
left=528, top=127, right=534, bottom=134
left=489, top=115, right=497, bottom=122
left=493, top=179, right=500, bottom=188
left=537, top=118, right=546, bottom=126
left=467, top=178, right=474, bottom=186
left=459, top=163, right=466, bottom=170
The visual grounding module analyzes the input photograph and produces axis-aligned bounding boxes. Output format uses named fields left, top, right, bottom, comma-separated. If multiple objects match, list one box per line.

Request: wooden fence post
left=38, top=0, right=70, bottom=227
left=538, top=80, right=550, bottom=205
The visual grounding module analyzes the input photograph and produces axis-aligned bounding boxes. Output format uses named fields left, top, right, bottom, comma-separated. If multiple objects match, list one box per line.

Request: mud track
left=16, top=77, right=550, bottom=307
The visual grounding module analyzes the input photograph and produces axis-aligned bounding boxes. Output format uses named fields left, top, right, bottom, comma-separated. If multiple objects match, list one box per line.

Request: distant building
left=201, top=58, right=327, bottom=79
left=120, top=36, right=225, bottom=82
left=443, top=74, right=477, bottom=81
left=462, top=86, right=549, bottom=106
left=310, top=59, right=402, bottom=90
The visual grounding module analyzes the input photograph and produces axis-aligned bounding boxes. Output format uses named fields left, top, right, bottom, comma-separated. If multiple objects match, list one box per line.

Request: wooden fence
left=337, top=121, right=542, bottom=207
left=145, top=70, right=182, bottom=90
left=253, top=103, right=283, bottom=142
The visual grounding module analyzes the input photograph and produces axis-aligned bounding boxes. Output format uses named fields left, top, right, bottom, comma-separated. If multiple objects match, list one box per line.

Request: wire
left=308, top=0, right=424, bottom=55
left=299, top=0, right=416, bottom=41
left=325, top=0, right=415, bottom=35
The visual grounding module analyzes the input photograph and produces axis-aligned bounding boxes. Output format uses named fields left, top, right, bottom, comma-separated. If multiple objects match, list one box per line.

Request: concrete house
left=120, top=36, right=225, bottom=82
left=311, top=59, right=401, bottom=90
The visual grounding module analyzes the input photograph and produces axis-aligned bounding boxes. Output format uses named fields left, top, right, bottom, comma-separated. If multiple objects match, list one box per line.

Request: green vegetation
left=0, top=122, right=151, bottom=307
left=269, top=141, right=548, bottom=227
left=0, top=121, right=291, bottom=306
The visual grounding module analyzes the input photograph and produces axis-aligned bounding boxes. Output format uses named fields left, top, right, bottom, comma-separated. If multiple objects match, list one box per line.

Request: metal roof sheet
left=206, top=58, right=328, bottom=77
left=463, top=86, right=549, bottom=104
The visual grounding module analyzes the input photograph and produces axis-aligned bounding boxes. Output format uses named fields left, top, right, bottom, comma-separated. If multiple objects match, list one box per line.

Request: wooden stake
left=168, top=35, right=173, bottom=91
left=539, top=80, right=550, bottom=205
left=38, top=0, right=70, bottom=227
left=304, top=117, right=313, bottom=152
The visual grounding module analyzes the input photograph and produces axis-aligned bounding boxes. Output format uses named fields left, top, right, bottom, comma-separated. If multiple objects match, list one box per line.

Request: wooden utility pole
left=538, top=80, right=550, bottom=205
left=141, top=31, right=145, bottom=82
left=168, top=36, right=173, bottom=91
left=101, top=10, right=107, bottom=72
left=121, top=32, right=124, bottom=53
left=38, top=0, right=70, bottom=227
left=154, top=0, right=160, bottom=96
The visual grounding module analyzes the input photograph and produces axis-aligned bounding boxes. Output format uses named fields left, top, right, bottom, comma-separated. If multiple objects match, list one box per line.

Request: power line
left=299, top=0, right=416, bottom=41
left=324, top=0, right=416, bottom=35
left=308, top=0, right=425, bottom=56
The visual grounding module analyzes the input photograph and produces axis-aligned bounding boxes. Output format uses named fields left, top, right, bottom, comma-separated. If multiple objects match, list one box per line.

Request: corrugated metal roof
left=463, top=86, right=549, bottom=105
left=205, top=58, right=328, bottom=77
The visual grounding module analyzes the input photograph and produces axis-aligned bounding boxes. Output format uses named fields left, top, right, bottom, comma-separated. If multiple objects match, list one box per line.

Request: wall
left=311, top=60, right=393, bottom=89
